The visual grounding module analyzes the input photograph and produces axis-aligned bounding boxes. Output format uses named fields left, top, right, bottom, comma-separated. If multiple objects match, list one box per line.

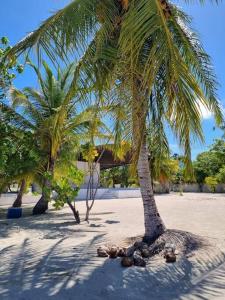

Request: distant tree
left=100, top=165, right=136, bottom=188
left=193, top=139, right=225, bottom=184
left=216, top=166, right=225, bottom=184
left=205, top=176, right=218, bottom=193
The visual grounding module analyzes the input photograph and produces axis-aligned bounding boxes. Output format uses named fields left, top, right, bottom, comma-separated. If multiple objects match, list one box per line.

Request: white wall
left=76, top=161, right=100, bottom=188
left=76, top=188, right=142, bottom=200
left=172, top=183, right=225, bottom=193
left=32, top=161, right=100, bottom=193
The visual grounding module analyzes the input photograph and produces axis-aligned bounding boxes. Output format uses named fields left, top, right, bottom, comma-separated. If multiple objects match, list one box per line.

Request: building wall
left=32, top=161, right=100, bottom=193
left=76, top=161, right=100, bottom=188
left=171, top=183, right=225, bottom=193
left=76, top=188, right=141, bottom=200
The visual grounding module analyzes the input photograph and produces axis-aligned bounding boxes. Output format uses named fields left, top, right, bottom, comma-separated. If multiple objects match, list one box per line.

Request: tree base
left=12, top=198, right=22, bottom=208
left=143, top=226, right=165, bottom=244
left=67, top=201, right=80, bottom=224
left=12, top=179, right=26, bottom=208
left=97, top=229, right=210, bottom=268
left=33, top=196, right=48, bottom=215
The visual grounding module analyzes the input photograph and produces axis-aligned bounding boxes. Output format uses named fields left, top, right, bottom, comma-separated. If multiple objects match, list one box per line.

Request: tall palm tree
left=10, top=62, right=95, bottom=214
left=7, top=0, right=223, bottom=240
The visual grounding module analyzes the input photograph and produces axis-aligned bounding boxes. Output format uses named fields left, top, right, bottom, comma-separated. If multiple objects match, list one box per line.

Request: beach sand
left=0, top=193, right=225, bottom=299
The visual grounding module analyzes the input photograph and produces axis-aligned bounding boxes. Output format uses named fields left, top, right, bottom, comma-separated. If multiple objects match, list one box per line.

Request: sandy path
left=0, top=193, right=225, bottom=300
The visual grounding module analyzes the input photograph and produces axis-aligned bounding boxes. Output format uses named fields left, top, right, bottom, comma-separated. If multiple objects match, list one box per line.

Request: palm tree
left=10, top=62, right=95, bottom=214
left=7, top=0, right=223, bottom=240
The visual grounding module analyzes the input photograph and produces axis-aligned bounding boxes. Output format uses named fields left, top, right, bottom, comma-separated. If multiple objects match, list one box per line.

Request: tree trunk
left=85, top=208, right=90, bottom=222
left=137, top=135, right=166, bottom=242
left=132, top=78, right=165, bottom=241
left=67, top=200, right=80, bottom=224
left=12, top=179, right=26, bottom=208
left=33, top=194, right=49, bottom=215
left=32, top=158, right=55, bottom=215
left=85, top=162, right=99, bottom=222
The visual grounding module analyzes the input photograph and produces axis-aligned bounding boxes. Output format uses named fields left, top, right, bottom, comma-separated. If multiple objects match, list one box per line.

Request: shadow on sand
left=0, top=219, right=225, bottom=300
left=0, top=209, right=115, bottom=239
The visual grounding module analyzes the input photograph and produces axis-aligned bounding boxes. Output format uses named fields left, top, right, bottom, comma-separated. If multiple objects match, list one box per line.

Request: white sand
left=0, top=193, right=225, bottom=300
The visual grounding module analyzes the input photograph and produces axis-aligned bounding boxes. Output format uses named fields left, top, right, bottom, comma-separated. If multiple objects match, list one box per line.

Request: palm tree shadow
left=0, top=233, right=108, bottom=299
left=0, top=229, right=225, bottom=300
left=0, top=209, right=109, bottom=239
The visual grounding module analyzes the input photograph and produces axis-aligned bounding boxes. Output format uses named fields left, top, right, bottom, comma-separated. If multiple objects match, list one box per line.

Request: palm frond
left=6, top=0, right=99, bottom=61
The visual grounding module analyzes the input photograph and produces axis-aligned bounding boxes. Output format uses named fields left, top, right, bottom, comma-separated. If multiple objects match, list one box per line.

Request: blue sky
left=1, top=0, right=224, bottom=159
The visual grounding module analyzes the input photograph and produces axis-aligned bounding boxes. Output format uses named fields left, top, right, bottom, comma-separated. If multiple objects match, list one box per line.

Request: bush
left=216, top=166, right=225, bottom=184
left=205, top=176, right=218, bottom=193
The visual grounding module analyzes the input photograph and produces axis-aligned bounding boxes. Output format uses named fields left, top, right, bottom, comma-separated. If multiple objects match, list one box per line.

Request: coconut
left=121, top=256, right=134, bottom=267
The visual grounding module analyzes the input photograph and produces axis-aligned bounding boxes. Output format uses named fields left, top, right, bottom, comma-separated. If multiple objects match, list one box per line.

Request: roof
left=78, top=145, right=132, bottom=170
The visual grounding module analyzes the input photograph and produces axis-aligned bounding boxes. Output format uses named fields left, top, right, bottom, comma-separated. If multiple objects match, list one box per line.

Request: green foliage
left=1, top=62, right=97, bottom=201
left=6, top=1, right=224, bottom=174
left=0, top=37, right=23, bottom=99
left=157, top=158, right=179, bottom=184
left=0, top=121, right=40, bottom=192
left=100, top=166, right=137, bottom=188
left=9, top=61, right=99, bottom=170
left=81, top=143, right=98, bottom=163
left=205, top=176, right=218, bottom=193
left=172, top=167, right=185, bottom=185
left=6, top=61, right=98, bottom=204
left=193, top=139, right=225, bottom=183
left=50, top=166, right=84, bottom=209
left=147, top=125, right=179, bottom=183
left=216, top=166, right=225, bottom=184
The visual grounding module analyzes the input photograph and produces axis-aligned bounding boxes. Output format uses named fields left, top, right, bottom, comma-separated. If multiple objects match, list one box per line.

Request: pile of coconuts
left=97, top=240, right=177, bottom=268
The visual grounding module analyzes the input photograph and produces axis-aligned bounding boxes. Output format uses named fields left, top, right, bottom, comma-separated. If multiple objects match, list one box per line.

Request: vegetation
left=0, top=112, right=40, bottom=206
left=205, top=176, right=218, bottom=193
left=48, top=165, right=84, bottom=223
left=193, top=139, right=225, bottom=184
left=5, top=0, right=224, bottom=240
left=80, top=118, right=110, bottom=221
left=216, top=166, right=225, bottom=183
left=0, top=36, right=23, bottom=99
left=1, top=62, right=98, bottom=214
left=100, top=165, right=137, bottom=188
left=100, top=138, right=225, bottom=191
left=148, top=125, right=179, bottom=188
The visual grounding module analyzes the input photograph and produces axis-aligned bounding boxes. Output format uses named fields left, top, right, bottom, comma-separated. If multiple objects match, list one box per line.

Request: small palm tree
left=10, top=62, right=95, bottom=214
left=7, top=0, right=224, bottom=239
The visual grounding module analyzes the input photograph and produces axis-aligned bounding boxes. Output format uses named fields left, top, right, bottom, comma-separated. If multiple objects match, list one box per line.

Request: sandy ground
left=0, top=193, right=39, bottom=206
left=0, top=193, right=225, bottom=300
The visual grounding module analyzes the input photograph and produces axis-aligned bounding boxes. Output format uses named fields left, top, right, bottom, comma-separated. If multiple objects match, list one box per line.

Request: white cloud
left=198, top=103, right=213, bottom=119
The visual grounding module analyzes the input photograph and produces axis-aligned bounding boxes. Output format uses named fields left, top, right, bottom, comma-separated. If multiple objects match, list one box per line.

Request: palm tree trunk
left=12, top=179, right=26, bottom=208
left=132, top=78, right=165, bottom=241
left=137, top=135, right=166, bottom=242
left=33, top=158, right=55, bottom=215
left=32, top=193, right=49, bottom=215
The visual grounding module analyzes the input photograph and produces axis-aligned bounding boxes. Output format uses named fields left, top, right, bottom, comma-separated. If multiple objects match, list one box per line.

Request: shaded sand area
left=0, top=193, right=225, bottom=300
